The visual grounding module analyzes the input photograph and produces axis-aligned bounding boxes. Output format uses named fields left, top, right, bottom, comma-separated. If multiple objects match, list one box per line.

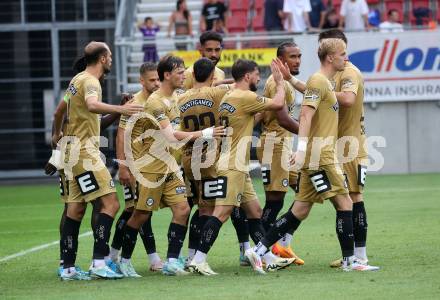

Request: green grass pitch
left=0, top=174, right=439, bottom=299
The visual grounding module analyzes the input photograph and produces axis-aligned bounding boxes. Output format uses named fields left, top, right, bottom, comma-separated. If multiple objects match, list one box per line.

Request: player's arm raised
left=264, top=60, right=286, bottom=111
left=276, top=58, right=306, bottom=93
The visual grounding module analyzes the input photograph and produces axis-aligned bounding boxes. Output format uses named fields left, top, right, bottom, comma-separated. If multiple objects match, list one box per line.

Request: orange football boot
left=272, top=242, right=304, bottom=265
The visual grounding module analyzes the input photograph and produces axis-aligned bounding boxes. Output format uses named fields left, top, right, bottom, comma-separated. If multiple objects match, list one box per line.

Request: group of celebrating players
left=48, top=29, right=379, bottom=281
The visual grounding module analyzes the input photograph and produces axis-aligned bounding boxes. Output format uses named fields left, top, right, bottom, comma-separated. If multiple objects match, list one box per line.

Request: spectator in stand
left=138, top=17, right=160, bottom=62
left=264, top=0, right=285, bottom=31
left=322, top=8, right=340, bottom=29
left=200, top=0, right=227, bottom=32
left=379, top=9, right=404, bottom=32
left=309, top=0, right=327, bottom=30
left=168, top=0, right=193, bottom=50
left=283, top=0, right=312, bottom=33
left=339, top=0, right=369, bottom=31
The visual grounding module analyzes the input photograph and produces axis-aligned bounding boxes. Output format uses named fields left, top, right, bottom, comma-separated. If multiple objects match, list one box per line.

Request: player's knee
left=331, top=194, right=353, bottom=211
left=100, top=195, right=120, bottom=216
left=350, top=192, right=363, bottom=203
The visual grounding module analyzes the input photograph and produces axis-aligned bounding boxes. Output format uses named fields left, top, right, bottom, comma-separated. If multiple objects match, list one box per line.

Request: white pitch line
left=0, top=231, right=93, bottom=263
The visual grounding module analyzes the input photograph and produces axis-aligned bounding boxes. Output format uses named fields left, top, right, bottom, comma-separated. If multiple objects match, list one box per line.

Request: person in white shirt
left=379, top=9, right=404, bottom=33
left=283, top=0, right=312, bottom=33
left=339, top=0, right=369, bottom=31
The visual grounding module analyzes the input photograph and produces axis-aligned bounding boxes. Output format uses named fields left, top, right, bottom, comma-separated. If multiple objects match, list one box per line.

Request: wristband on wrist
left=201, top=127, right=214, bottom=138
left=297, top=139, right=307, bottom=152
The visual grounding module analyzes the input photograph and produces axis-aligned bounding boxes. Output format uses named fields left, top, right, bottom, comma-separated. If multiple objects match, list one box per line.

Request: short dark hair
left=388, top=9, right=398, bottom=17
left=318, top=29, right=348, bottom=45
left=157, top=55, right=184, bottom=81
left=199, top=31, right=223, bottom=46
left=140, top=62, right=157, bottom=76
left=193, top=58, right=215, bottom=83
left=231, top=59, right=258, bottom=82
left=144, top=17, right=152, bottom=22
left=276, top=41, right=298, bottom=57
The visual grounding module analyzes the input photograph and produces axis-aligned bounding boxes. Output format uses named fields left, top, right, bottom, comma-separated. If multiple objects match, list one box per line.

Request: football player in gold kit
left=117, top=55, right=225, bottom=277
left=108, top=62, right=164, bottom=272
left=57, top=41, right=144, bottom=280
left=183, top=31, right=250, bottom=266
left=178, top=57, right=232, bottom=264
left=188, top=59, right=297, bottom=275
left=257, top=42, right=304, bottom=264
left=246, top=38, right=379, bottom=273
left=318, top=29, right=377, bottom=269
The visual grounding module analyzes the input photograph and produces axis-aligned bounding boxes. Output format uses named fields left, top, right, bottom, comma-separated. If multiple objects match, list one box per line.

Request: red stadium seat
left=254, top=0, right=264, bottom=11
left=229, top=0, right=250, bottom=12
left=384, top=0, right=404, bottom=22
left=252, top=12, right=265, bottom=32
left=226, top=11, right=248, bottom=33
left=367, top=0, right=380, bottom=4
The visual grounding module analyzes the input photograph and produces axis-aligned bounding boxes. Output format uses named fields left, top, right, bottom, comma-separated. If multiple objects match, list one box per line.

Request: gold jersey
left=127, top=90, right=179, bottom=174
left=183, top=66, right=225, bottom=90
left=119, top=89, right=151, bottom=130
left=218, top=89, right=273, bottom=173
left=178, top=85, right=231, bottom=155
left=302, top=72, right=339, bottom=168
left=261, top=74, right=297, bottom=143
left=64, top=71, right=102, bottom=150
left=334, top=62, right=367, bottom=158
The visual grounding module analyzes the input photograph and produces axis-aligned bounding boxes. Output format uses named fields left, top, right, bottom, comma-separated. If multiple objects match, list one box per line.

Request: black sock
left=230, top=207, right=249, bottom=243
left=188, top=210, right=201, bottom=250
left=261, top=200, right=284, bottom=231
left=92, top=213, right=114, bottom=260
left=336, top=210, right=354, bottom=258
left=110, top=210, right=132, bottom=250
left=353, top=202, right=368, bottom=248
left=260, top=210, right=301, bottom=248
left=121, top=225, right=138, bottom=259
left=59, top=210, right=67, bottom=264
left=198, top=216, right=223, bottom=254
left=139, top=216, right=156, bottom=254
left=248, top=218, right=266, bottom=244
left=167, top=223, right=188, bottom=259
left=61, top=217, right=81, bottom=269
left=285, top=202, right=296, bottom=235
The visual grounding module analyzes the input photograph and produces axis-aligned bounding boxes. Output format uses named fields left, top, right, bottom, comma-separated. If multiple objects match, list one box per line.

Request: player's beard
left=250, top=82, right=258, bottom=92
left=210, top=57, right=219, bottom=66
left=291, top=69, right=299, bottom=76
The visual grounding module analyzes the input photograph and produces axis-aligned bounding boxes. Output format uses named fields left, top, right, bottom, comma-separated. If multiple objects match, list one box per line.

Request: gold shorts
left=66, top=153, right=116, bottom=203
left=136, top=172, right=187, bottom=211
left=216, top=170, right=258, bottom=207
left=343, top=156, right=368, bottom=194
left=296, top=164, right=348, bottom=204
left=122, top=182, right=137, bottom=209
left=181, top=153, right=217, bottom=208
left=58, top=170, right=68, bottom=203
left=257, top=146, right=297, bottom=192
